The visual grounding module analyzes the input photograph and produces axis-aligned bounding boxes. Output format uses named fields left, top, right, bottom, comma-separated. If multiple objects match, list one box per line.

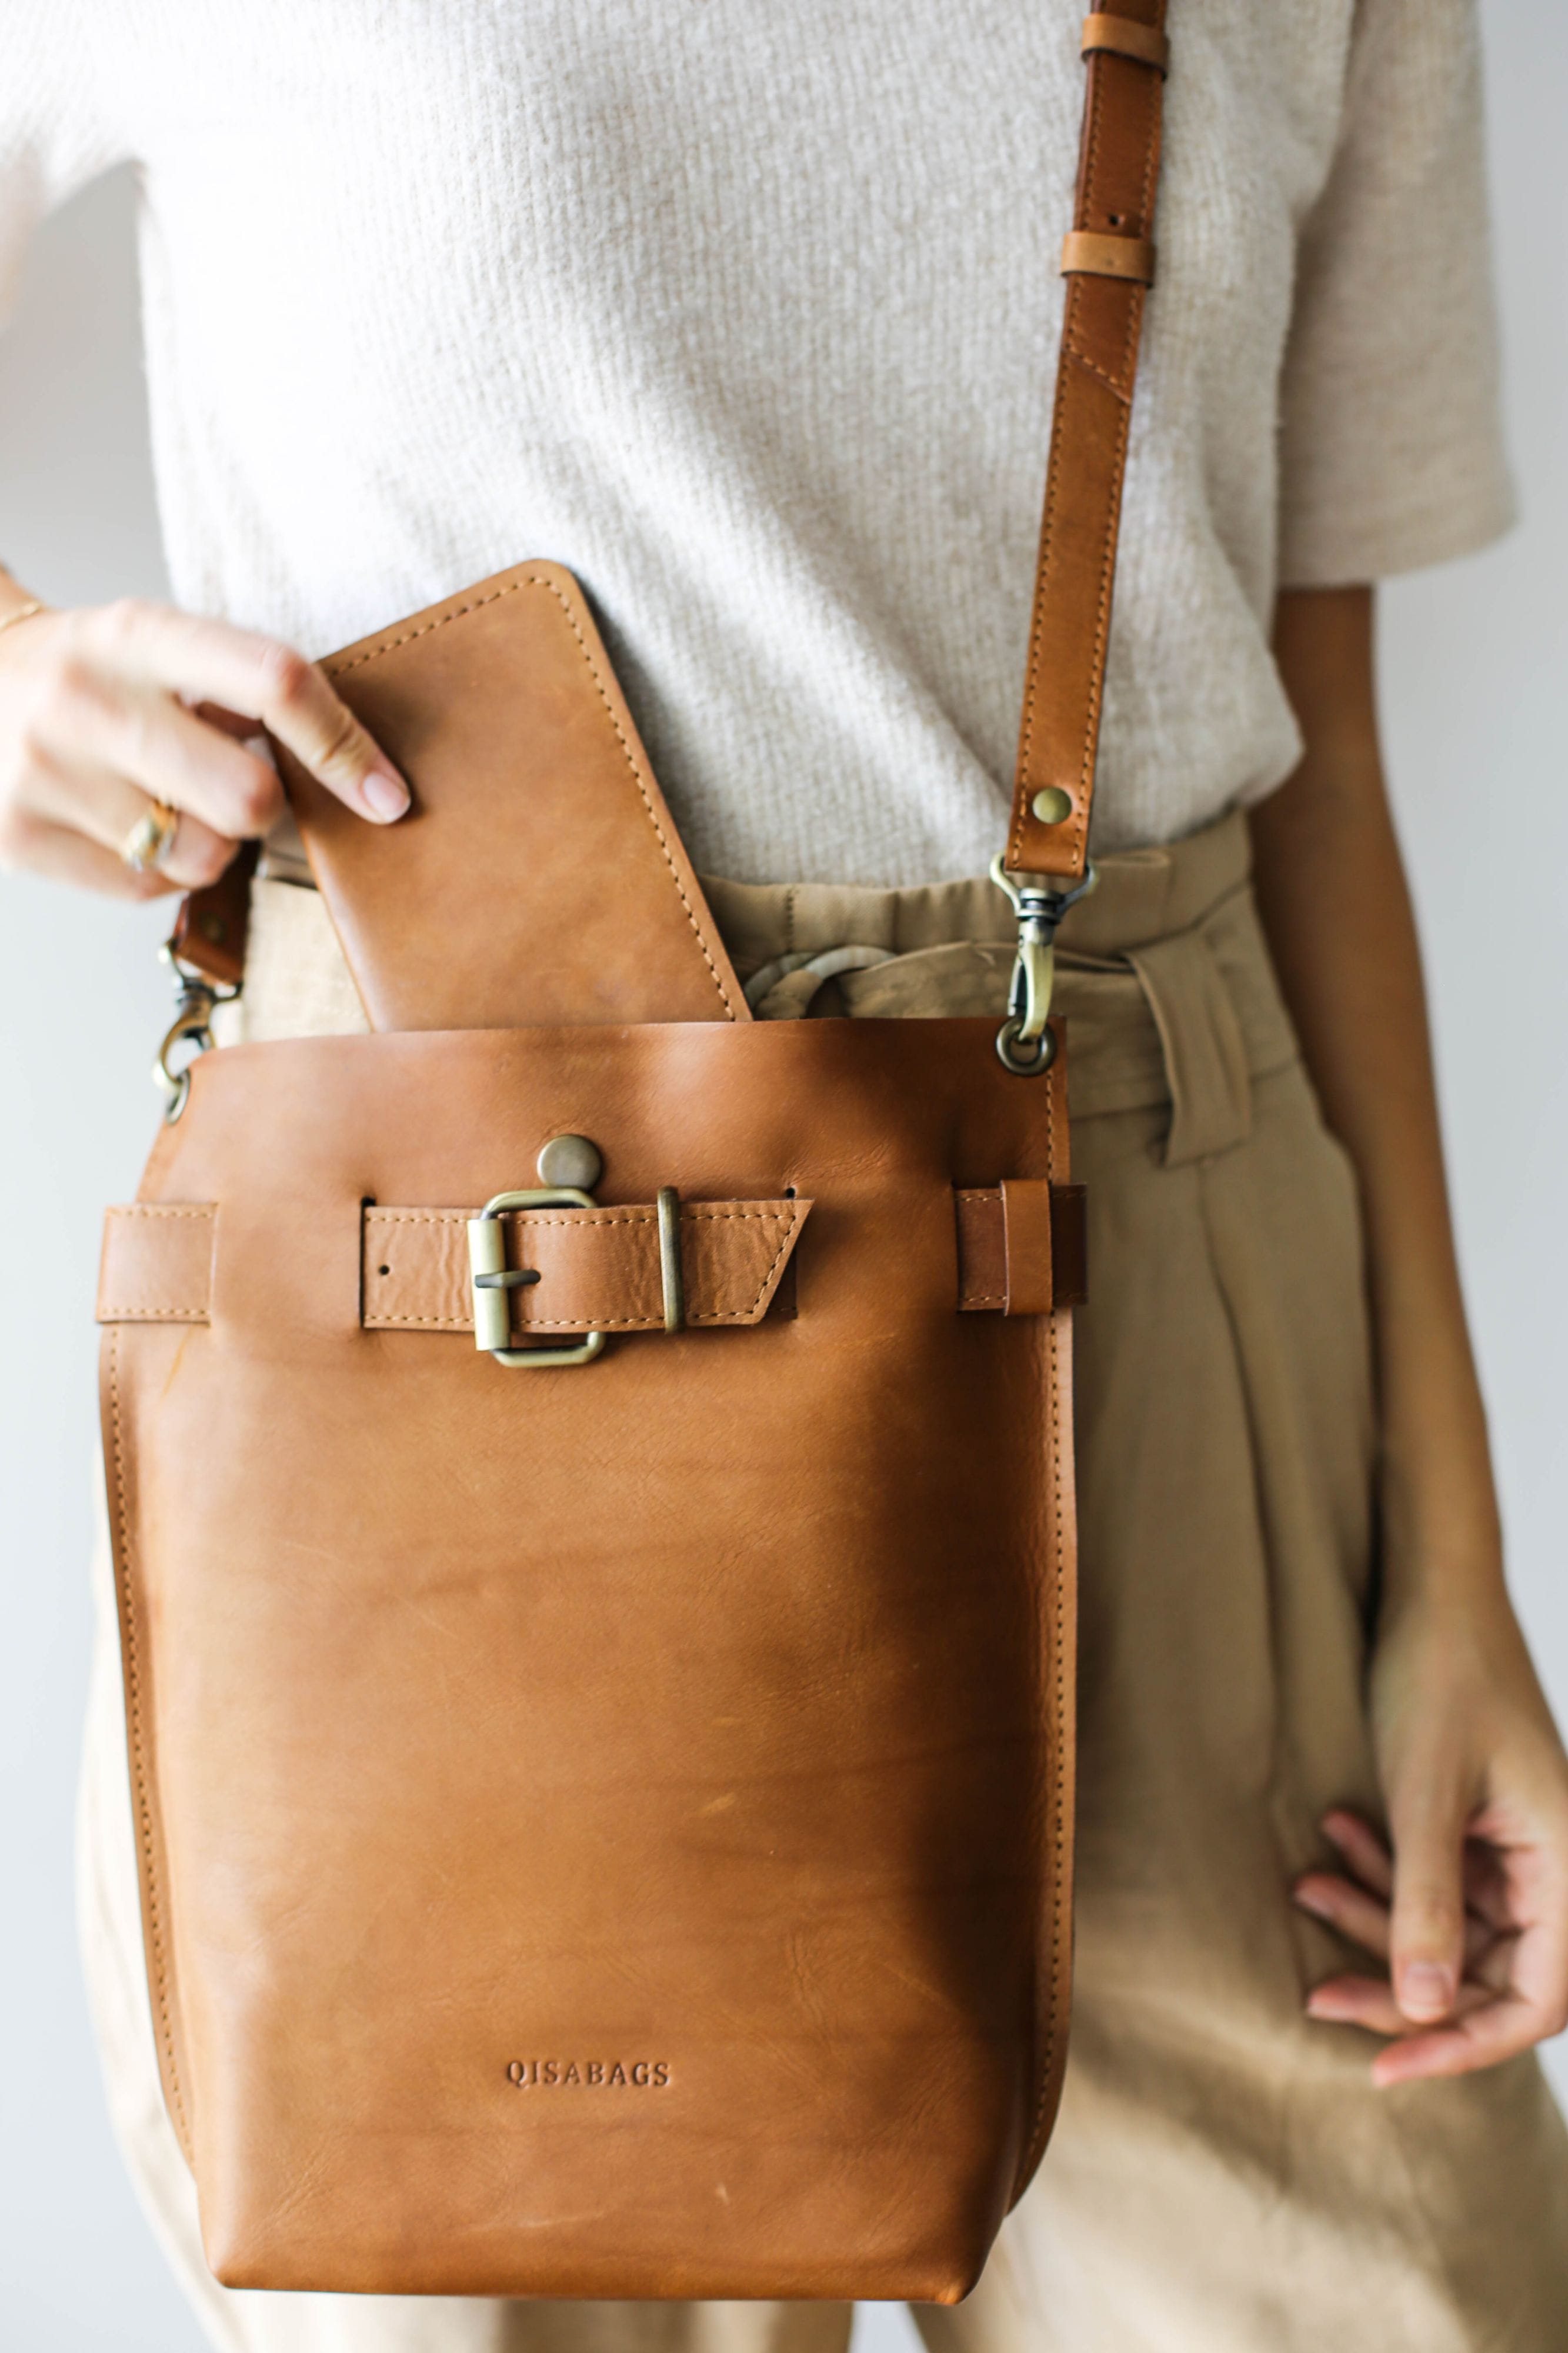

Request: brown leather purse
left=98, top=8, right=1166, bottom=2302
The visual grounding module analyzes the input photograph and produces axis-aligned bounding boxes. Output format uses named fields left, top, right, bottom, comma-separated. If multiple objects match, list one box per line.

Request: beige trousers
left=80, top=812, right=1568, bottom=2351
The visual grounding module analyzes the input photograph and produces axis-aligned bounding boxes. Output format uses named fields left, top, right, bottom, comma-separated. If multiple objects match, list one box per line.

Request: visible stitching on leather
left=323, top=572, right=740, bottom=1022
left=1009, top=335, right=1073, bottom=872
left=365, top=1205, right=802, bottom=1327
left=1013, top=42, right=1155, bottom=879
left=1060, top=335, right=1135, bottom=399
left=1065, top=72, right=1148, bottom=402
left=366, top=1207, right=796, bottom=1228
left=1026, top=357, right=1133, bottom=853
left=1136, top=59, right=1160, bottom=251
left=98, top=1306, right=206, bottom=1321
left=691, top=1201, right=800, bottom=1321
left=101, top=1206, right=213, bottom=1321
left=366, top=1314, right=473, bottom=1328
left=109, top=1205, right=211, bottom=1218
left=1050, top=48, right=1149, bottom=847
left=1083, top=49, right=1106, bottom=235
left=954, top=1187, right=1003, bottom=1309
left=107, top=1326, right=190, bottom=2146
left=1076, top=372, right=1132, bottom=818
left=367, top=1213, right=455, bottom=1226
left=1015, top=1075, right=1069, bottom=2194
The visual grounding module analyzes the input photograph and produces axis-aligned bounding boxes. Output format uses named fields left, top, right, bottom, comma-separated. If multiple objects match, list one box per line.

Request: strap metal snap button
left=536, top=1134, right=603, bottom=1191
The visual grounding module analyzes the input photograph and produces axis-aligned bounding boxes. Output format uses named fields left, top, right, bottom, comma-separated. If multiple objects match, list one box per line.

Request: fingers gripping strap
left=1007, top=0, right=1169, bottom=881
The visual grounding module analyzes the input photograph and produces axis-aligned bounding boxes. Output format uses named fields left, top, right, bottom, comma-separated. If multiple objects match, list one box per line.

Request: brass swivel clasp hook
left=989, top=855, right=1097, bottom=1076
left=153, top=940, right=238, bottom=1122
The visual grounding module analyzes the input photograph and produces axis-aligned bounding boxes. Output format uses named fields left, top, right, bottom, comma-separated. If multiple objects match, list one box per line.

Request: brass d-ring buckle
left=467, top=1189, right=606, bottom=1368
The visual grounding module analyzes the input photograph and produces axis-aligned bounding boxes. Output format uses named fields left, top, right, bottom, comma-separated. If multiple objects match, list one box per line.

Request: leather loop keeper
left=1080, top=14, right=1170, bottom=71
left=999, top=1180, right=1055, bottom=1318
left=952, top=1187, right=1085, bottom=1316
left=1060, top=231, right=1156, bottom=285
left=1049, top=1184, right=1089, bottom=1308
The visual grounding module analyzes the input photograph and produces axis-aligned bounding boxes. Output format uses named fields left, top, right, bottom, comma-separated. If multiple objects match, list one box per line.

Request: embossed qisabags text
left=507, top=2058, right=671, bottom=2088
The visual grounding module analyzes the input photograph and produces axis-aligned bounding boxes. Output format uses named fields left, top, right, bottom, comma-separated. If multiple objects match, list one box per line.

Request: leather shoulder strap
left=1005, top=2, right=1169, bottom=882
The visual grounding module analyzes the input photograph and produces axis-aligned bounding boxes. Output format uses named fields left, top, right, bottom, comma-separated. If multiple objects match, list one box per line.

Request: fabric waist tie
left=700, top=808, right=1300, bottom=1167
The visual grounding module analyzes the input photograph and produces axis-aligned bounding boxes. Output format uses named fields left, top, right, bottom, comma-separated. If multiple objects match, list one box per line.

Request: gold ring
left=121, top=799, right=181, bottom=874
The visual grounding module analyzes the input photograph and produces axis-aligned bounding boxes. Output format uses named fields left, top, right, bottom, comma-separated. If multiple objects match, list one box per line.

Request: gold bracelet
left=0, top=598, right=48, bottom=637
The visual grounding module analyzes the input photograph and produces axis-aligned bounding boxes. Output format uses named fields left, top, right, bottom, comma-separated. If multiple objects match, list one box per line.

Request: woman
left=2, top=2, right=1566, bottom=2347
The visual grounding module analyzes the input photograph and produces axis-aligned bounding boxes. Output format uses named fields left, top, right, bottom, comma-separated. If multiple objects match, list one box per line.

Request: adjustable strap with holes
left=95, top=1185, right=1087, bottom=1333
left=1006, top=2, right=1169, bottom=883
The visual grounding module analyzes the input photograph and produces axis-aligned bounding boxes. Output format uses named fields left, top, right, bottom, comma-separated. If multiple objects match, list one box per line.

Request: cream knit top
left=3, top=1, right=1511, bottom=884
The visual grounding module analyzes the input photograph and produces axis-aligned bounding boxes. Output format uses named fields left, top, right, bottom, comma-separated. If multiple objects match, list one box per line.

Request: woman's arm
left=1253, top=584, right=1568, bottom=2085
left=0, top=567, right=407, bottom=896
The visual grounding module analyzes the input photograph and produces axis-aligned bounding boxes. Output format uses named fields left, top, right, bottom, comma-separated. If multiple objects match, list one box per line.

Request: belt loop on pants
left=1126, top=927, right=1252, bottom=1168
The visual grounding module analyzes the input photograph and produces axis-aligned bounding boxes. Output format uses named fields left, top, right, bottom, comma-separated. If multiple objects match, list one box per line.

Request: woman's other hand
left=1293, top=1588, right=1568, bottom=2087
left=1259, top=588, right=1568, bottom=2088
left=0, top=591, right=408, bottom=899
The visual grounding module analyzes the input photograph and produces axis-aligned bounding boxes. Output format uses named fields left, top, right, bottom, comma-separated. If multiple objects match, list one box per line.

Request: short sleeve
left=0, top=15, right=127, bottom=327
left=1277, top=0, right=1514, bottom=586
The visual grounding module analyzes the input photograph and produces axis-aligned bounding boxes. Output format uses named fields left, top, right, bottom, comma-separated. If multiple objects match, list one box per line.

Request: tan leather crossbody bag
left=97, top=8, right=1167, bottom=2302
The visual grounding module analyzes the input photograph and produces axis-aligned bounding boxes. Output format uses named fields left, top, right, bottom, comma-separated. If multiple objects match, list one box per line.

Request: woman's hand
left=0, top=594, right=408, bottom=898
left=1256, top=589, right=1568, bottom=2091
left=1293, top=1588, right=1568, bottom=2087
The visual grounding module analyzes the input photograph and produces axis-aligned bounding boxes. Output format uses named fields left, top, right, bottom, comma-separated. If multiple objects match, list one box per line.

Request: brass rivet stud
left=1032, top=786, right=1074, bottom=826
left=536, top=1134, right=602, bottom=1192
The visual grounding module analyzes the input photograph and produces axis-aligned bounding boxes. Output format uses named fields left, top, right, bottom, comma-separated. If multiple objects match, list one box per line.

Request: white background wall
left=1, top=5, right=1563, bottom=2343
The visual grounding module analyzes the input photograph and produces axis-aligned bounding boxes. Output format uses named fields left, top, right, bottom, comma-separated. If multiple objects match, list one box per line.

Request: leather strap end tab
left=165, top=841, right=258, bottom=988
left=1080, top=14, right=1170, bottom=72
left=1003, top=824, right=1086, bottom=885
left=1059, top=231, right=1156, bottom=286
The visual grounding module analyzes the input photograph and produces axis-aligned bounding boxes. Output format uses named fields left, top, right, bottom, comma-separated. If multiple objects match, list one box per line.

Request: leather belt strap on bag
left=96, top=1185, right=1089, bottom=1332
